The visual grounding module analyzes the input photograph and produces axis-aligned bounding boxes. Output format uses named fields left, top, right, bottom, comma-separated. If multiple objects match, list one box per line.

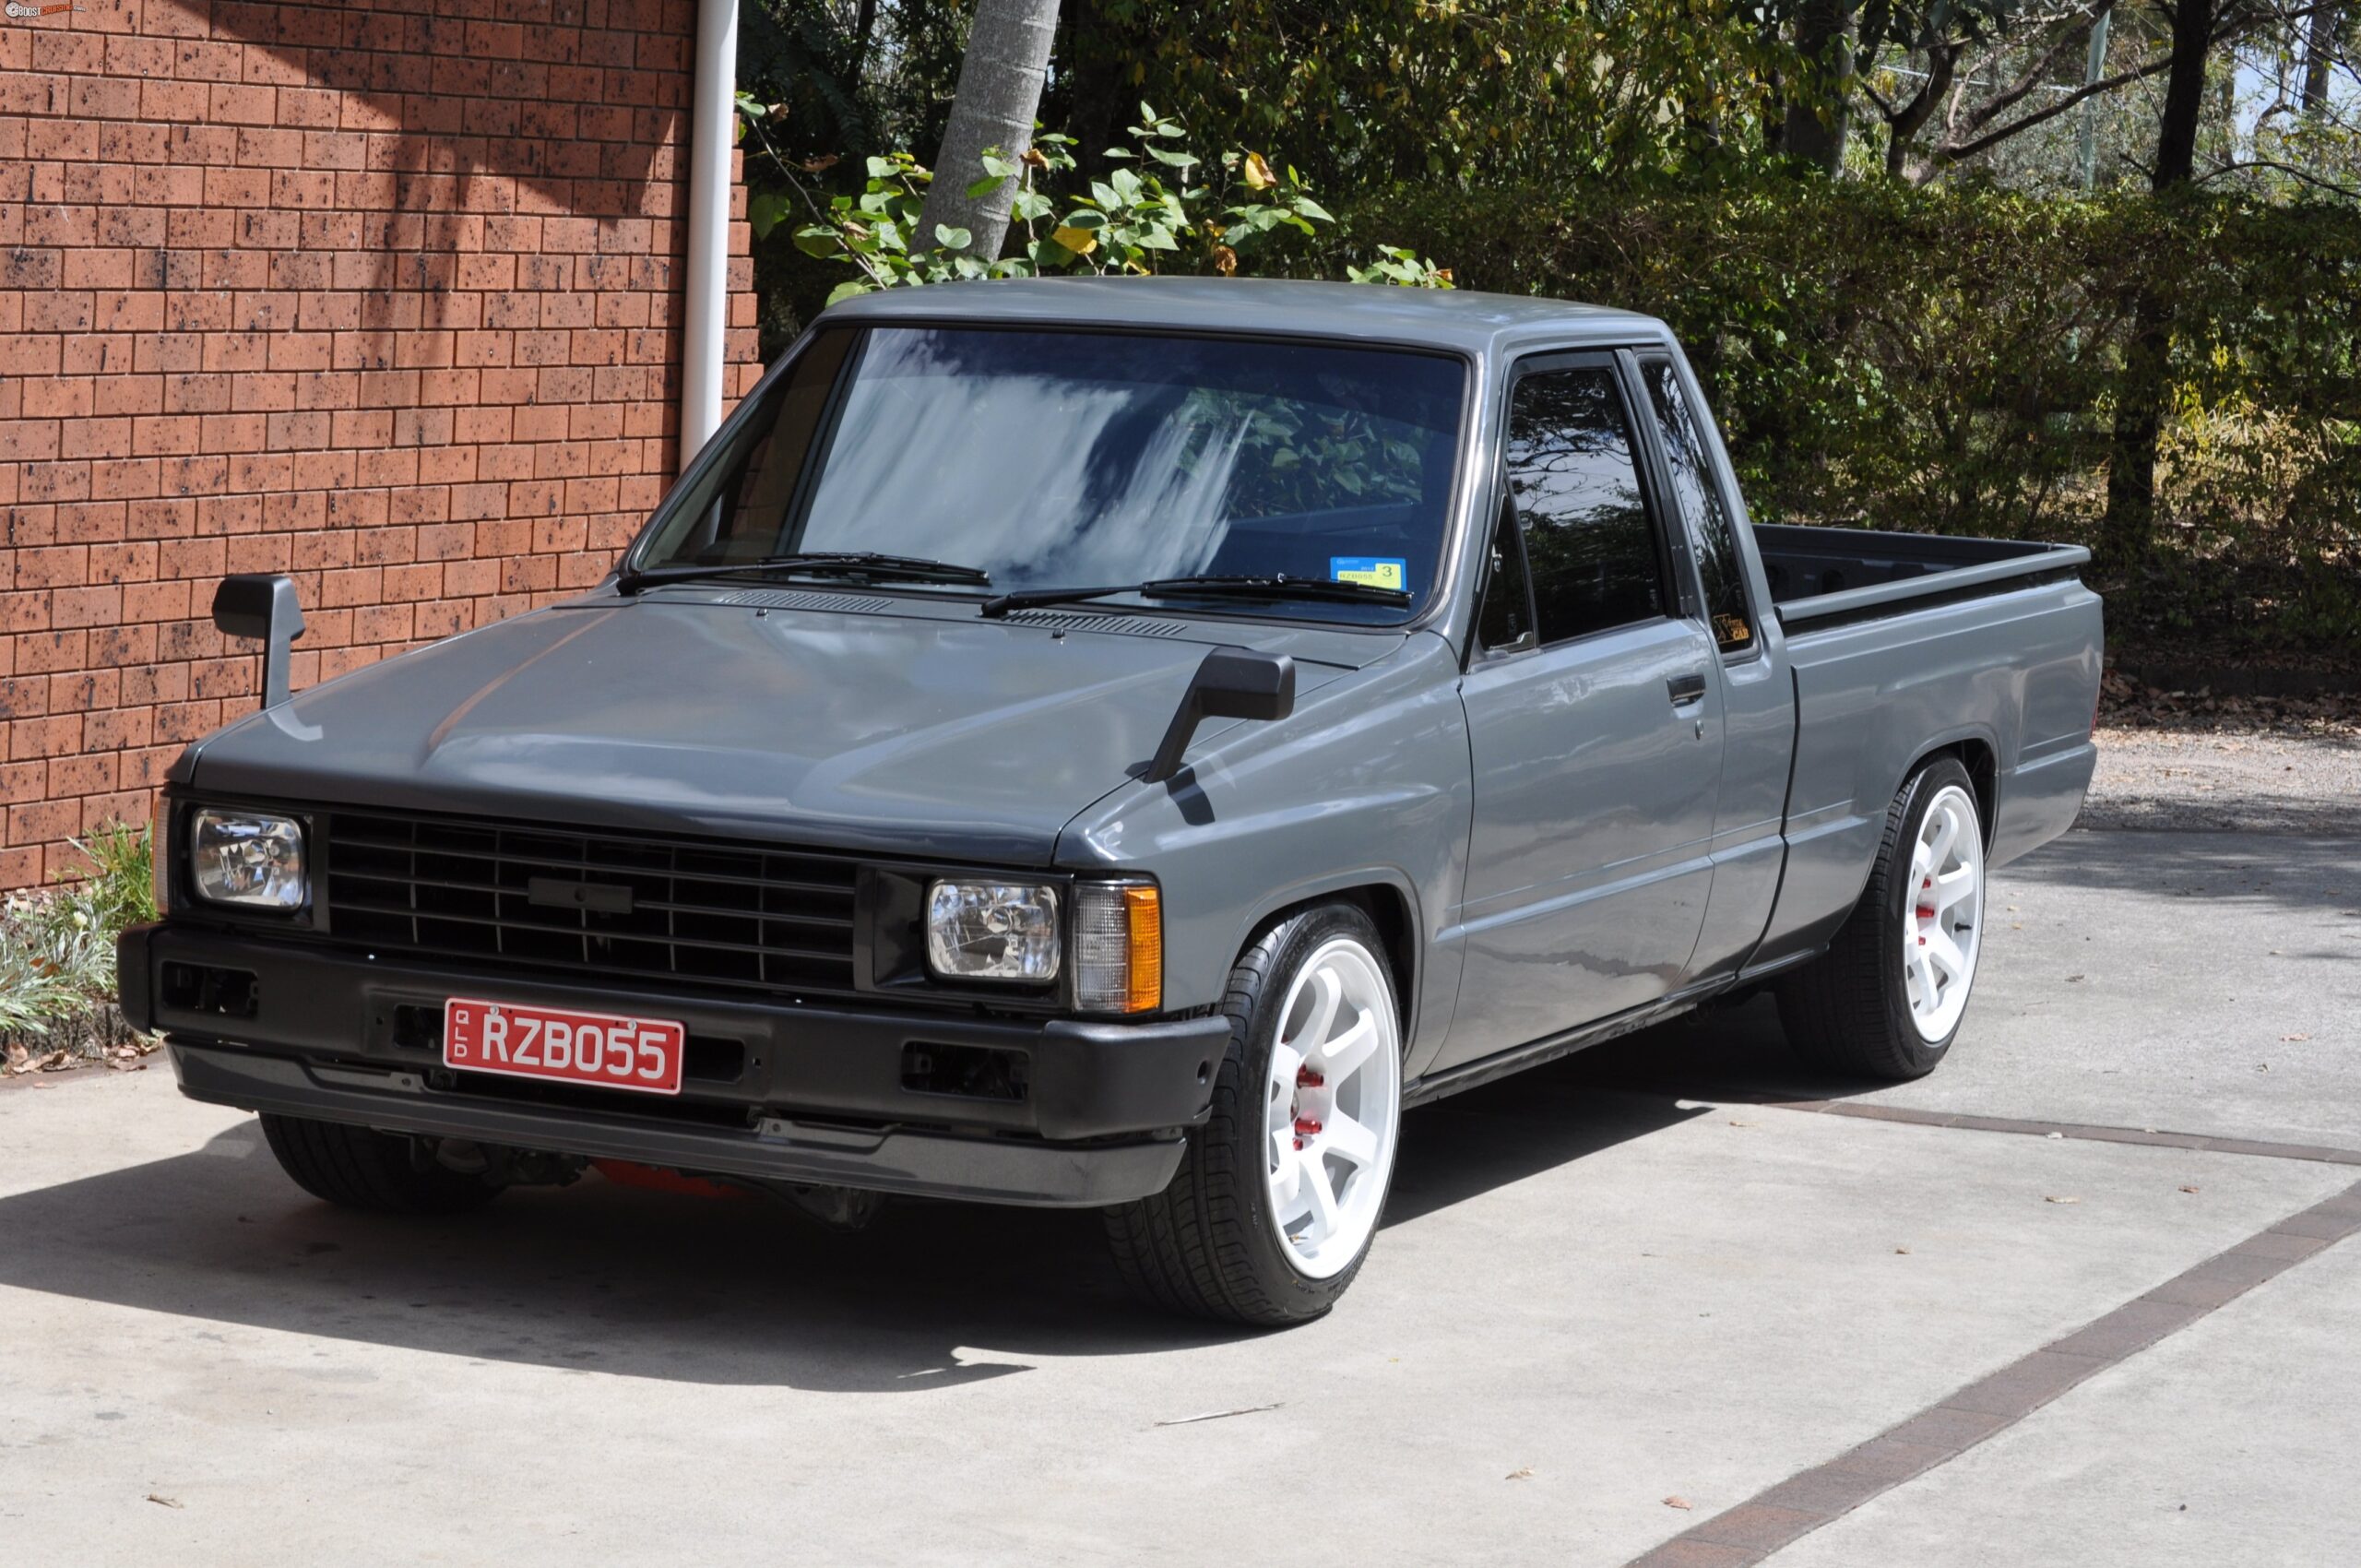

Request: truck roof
left=822, top=276, right=1672, bottom=359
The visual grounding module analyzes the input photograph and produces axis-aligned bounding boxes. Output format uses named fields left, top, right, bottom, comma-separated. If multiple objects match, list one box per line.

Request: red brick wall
left=0, top=0, right=760, bottom=887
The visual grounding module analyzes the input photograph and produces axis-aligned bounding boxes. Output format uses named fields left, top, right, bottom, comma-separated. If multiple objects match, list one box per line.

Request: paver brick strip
left=2043, top=1297, right=2205, bottom=1360
left=2232, top=1229, right=2332, bottom=1263
left=2145, top=1256, right=2284, bottom=1310
left=2272, top=1206, right=2361, bottom=1241
left=1821, top=1436, right=1954, bottom=1484
left=1766, top=1099, right=2361, bottom=1166
left=1622, top=1179, right=2361, bottom=1566
left=1687, top=1504, right=1821, bottom=1553
left=1750, top=1467, right=1879, bottom=1515
left=1931, top=1349, right=2095, bottom=1416
left=1880, top=1404, right=2013, bottom=1452
left=1626, top=1538, right=1755, bottom=1568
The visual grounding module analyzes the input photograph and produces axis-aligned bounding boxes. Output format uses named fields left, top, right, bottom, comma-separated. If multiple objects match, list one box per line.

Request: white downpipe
left=680, top=0, right=738, bottom=468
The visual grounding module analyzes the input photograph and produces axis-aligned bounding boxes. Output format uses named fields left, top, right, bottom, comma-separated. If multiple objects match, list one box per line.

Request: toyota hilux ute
left=120, top=279, right=2103, bottom=1324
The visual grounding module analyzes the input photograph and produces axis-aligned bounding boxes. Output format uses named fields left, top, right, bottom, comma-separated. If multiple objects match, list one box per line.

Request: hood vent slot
left=715, top=588, right=899, bottom=613
left=1000, top=610, right=1186, bottom=637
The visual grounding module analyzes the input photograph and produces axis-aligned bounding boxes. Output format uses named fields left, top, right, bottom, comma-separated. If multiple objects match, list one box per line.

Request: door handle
left=1667, top=671, right=1708, bottom=706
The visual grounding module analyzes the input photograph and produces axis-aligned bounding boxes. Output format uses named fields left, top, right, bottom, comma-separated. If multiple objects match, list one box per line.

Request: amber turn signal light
left=1074, top=880, right=1161, bottom=1014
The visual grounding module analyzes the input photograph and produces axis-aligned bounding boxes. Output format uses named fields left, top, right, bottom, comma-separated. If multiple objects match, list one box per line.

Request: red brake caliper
left=1293, top=1066, right=1324, bottom=1149
left=1916, top=875, right=1935, bottom=944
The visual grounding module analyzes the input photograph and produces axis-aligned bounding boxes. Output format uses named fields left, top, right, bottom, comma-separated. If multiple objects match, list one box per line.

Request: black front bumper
left=121, top=923, right=1227, bottom=1207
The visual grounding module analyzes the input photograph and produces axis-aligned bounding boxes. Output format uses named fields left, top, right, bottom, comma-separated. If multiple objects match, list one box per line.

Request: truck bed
left=1742, top=524, right=2104, bottom=977
left=1757, top=523, right=2091, bottom=630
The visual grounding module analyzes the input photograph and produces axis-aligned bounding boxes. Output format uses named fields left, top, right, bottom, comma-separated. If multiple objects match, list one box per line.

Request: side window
left=1476, top=497, right=1535, bottom=653
left=1643, top=358, right=1755, bottom=654
left=1504, top=366, right=1665, bottom=646
left=660, top=327, right=852, bottom=565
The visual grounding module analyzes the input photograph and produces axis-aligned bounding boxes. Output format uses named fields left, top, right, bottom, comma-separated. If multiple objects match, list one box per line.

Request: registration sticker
left=1330, top=556, right=1406, bottom=591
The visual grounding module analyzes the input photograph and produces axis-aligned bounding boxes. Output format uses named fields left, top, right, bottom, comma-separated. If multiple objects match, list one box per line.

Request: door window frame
left=1473, top=350, right=1699, bottom=664
left=1471, top=492, right=1538, bottom=659
left=1626, top=349, right=1762, bottom=667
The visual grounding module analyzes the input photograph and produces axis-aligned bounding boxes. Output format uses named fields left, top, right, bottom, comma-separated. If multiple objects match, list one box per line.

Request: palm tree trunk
left=917, top=0, right=1062, bottom=258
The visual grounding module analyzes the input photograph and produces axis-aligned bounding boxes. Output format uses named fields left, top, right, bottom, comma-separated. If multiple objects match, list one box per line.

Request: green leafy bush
left=1043, top=0, right=1786, bottom=192
left=745, top=103, right=1450, bottom=310
left=1, top=825, right=157, bottom=1065
left=1341, top=174, right=2361, bottom=644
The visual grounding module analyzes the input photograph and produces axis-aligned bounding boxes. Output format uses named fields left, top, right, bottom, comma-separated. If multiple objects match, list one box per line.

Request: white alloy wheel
left=1904, top=783, right=1984, bottom=1042
left=1264, top=936, right=1401, bottom=1280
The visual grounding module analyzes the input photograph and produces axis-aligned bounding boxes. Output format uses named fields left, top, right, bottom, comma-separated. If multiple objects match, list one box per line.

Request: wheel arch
left=1229, top=873, right=1424, bottom=1051
left=1905, top=733, right=1999, bottom=846
left=1749, top=726, right=2004, bottom=977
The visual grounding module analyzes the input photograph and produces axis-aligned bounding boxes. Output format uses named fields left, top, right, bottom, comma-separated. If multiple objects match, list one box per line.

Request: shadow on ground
left=2007, top=829, right=2361, bottom=921
left=0, top=1070, right=1708, bottom=1392
left=2080, top=801, right=2361, bottom=837
left=1539, top=993, right=1832, bottom=1102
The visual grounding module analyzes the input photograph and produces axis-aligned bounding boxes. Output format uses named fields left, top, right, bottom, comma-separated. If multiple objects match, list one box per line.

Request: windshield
left=630, top=325, right=1467, bottom=623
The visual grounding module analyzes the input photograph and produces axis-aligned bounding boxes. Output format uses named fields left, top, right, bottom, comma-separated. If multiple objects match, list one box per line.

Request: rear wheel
left=1777, top=756, right=1986, bottom=1080
left=259, top=1113, right=504, bottom=1215
left=1105, top=904, right=1403, bottom=1325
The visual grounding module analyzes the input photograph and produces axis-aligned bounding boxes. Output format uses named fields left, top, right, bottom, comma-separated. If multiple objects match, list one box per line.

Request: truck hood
left=185, top=595, right=1380, bottom=864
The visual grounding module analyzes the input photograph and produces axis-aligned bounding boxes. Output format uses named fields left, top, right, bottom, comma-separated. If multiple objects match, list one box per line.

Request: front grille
left=324, top=810, right=859, bottom=997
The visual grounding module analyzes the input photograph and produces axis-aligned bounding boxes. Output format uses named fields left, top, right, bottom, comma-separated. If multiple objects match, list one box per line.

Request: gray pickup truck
left=120, top=279, right=2102, bottom=1324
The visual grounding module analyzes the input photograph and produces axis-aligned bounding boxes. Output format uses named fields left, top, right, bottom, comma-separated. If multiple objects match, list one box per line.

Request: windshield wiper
left=979, top=574, right=1411, bottom=619
left=617, top=552, right=991, bottom=595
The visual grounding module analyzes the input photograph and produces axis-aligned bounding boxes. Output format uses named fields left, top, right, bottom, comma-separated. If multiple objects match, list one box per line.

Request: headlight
left=925, top=880, right=1060, bottom=982
left=189, top=809, right=308, bottom=910
left=1074, top=881, right=1161, bottom=1015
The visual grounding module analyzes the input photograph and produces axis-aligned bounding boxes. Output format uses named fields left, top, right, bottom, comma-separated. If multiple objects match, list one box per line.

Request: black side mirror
left=1143, top=647, right=1296, bottom=783
left=212, top=574, right=306, bottom=709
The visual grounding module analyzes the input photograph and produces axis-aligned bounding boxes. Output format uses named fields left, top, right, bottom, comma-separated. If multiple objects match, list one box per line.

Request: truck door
left=1437, top=353, right=1726, bottom=1071
left=1634, top=352, right=1794, bottom=982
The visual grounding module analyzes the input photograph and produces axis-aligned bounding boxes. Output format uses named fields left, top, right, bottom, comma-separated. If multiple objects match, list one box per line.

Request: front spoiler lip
left=167, top=1043, right=1185, bottom=1207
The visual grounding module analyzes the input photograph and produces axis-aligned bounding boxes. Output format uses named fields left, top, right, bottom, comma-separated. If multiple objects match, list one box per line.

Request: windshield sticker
left=1330, top=557, right=1406, bottom=591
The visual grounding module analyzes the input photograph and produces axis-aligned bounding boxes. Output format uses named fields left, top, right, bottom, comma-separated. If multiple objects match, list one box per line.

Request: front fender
left=1053, top=635, right=1472, bottom=1072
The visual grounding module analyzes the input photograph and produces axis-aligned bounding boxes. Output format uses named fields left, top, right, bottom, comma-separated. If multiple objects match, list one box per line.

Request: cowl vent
left=714, top=588, right=899, bottom=613
left=999, top=610, right=1188, bottom=637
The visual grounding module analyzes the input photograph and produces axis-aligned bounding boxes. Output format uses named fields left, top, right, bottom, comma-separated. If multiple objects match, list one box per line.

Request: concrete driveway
left=3, top=826, right=2355, bottom=1567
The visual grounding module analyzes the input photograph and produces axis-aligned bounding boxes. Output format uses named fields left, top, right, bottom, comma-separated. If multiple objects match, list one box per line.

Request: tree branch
left=1882, top=42, right=1960, bottom=174
left=1930, top=50, right=2177, bottom=166
left=1942, top=47, right=1975, bottom=141
left=742, top=116, right=892, bottom=290
left=1921, top=0, right=2328, bottom=173
left=1959, top=4, right=2113, bottom=137
left=2201, top=151, right=2361, bottom=197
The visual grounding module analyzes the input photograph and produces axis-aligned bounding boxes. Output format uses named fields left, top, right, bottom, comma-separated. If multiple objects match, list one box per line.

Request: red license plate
left=443, top=997, right=685, bottom=1097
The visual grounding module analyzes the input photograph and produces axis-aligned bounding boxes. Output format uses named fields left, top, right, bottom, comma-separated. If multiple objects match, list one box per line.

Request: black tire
left=1777, top=756, right=1984, bottom=1081
left=259, top=1113, right=503, bottom=1215
left=1105, top=903, right=1401, bottom=1326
